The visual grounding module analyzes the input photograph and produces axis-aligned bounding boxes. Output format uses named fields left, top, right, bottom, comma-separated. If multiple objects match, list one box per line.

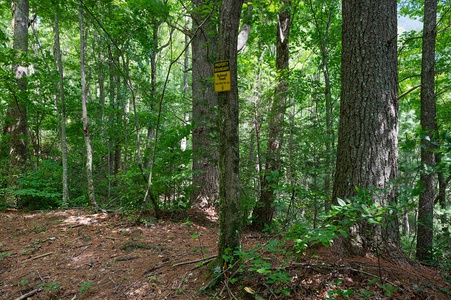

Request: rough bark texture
left=191, top=0, right=219, bottom=209
left=416, top=0, right=437, bottom=263
left=4, top=0, right=29, bottom=206
left=332, top=0, right=401, bottom=258
left=217, top=0, right=243, bottom=268
left=252, top=5, right=290, bottom=230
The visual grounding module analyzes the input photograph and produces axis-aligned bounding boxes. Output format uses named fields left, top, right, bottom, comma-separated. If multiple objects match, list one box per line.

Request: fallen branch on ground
left=22, top=252, right=53, bottom=263
left=115, top=256, right=140, bottom=261
left=172, top=255, right=217, bottom=267
left=13, top=287, right=43, bottom=300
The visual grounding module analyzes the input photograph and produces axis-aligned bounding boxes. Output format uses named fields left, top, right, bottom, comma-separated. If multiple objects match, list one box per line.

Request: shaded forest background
left=1, top=0, right=451, bottom=293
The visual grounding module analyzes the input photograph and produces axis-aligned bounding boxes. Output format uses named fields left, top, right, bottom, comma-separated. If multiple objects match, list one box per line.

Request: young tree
left=216, top=0, right=243, bottom=269
left=191, top=0, right=219, bottom=209
left=252, top=1, right=291, bottom=230
left=3, top=0, right=29, bottom=206
left=53, top=0, right=69, bottom=207
left=79, top=1, right=99, bottom=210
left=332, top=0, right=402, bottom=257
left=307, top=0, right=340, bottom=213
left=416, top=0, right=437, bottom=263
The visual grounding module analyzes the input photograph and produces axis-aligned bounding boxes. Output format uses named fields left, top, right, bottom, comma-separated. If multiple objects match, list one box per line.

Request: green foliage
left=0, top=1, right=450, bottom=291
left=229, top=240, right=292, bottom=296
left=1, top=160, right=62, bottom=210
left=432, top=207, right=451, bottom=282
left=287, top=222, right=342, bottom=254
left=79, top=281, right=93, bottom=294
left=38, top=281, right=63, bottom=293
left=286, top=187, right=391, bottom=255
left=112, top=167, right=148, bottom=210
left=0, top=251, right=11, bottom=261
left=327, top=278, right=354, bottom=299
left=331, top=195, right=387, bottom=227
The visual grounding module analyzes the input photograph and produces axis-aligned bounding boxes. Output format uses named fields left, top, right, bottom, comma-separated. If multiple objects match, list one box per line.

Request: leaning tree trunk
left=332, top=0, right=402, bottom=259
left=191, top=0, right=219, bottom=209
left=79, top=1, right=99, bottom=210
left=416, top=0, right=437, bottom=263
left=53, top=0, right=69, bottom=207
left=252, top=4, right=290, bottom=230
left=216, top=0, right=243, bottom=270
left=4, top=0, right=29, bottom=206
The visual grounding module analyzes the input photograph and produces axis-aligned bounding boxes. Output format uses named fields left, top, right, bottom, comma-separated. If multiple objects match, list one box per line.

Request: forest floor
left=0, top=209, right=450, bottom=300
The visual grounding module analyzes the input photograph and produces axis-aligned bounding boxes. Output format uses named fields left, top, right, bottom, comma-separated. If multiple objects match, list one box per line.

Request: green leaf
left=337, top=198, right=347, bottom=207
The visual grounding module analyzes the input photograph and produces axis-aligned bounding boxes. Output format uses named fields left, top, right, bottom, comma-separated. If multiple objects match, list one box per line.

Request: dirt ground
left=0, top=209, right=450, bottom=299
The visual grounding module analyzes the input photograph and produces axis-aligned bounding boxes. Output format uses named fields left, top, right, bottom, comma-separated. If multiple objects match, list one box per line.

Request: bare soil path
left=0, top=209, right=450, bottom=299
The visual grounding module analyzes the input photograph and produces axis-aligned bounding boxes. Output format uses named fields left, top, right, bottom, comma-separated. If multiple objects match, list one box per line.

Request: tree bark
left=217, top=0, right=243, bottom=269
left=252, top=3, right=290, bottom=230
left=4, top=0, right=29, bottom=206
left=191, top=0, right=219, bottom=209
left=332, top=0, right=402, bottom=258
left=53, top=0, right=69, bottom=207
left=79, top=1, right=99, bottom=210
left=107, top=44, right=121, bottom=176
left=416, top=0, right=437, bottom=263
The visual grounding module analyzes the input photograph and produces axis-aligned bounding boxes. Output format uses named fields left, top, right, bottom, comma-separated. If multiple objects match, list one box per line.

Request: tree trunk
left=3, top=0, right=29, bottom=206
left=251, top=3, right=290, bottom=230
left=416, top=0, right=437, bottom=263
left=217, top=0, right=243, bottom=269
left=144, top=20, right=159, bottom=168
left=309, top=1, right=336, bottom=213
left=107, top=44, right=121, bottom=176
left=53, top=0, right=69, bottom=207
left=191, top=0, right=219, bottom=209
left=332, top=0, right=402, bottom=258
left=79, top=1, right=99, bottom=210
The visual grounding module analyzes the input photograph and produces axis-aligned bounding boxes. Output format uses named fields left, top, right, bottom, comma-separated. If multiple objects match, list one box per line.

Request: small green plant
left=234, top=242, right=293, bottom=295
left=327, top=278, right=354, bottom=299
left=0, top=252, right=11, bottom=261
left=140, top=216, right=155, bottom=227
left=288, top=187, right=392, bottom=255
left=181, top=217, right=193, bottom=227
left=356, top=289, right=374, bottom=299
left=32, top=225, right=46, bottom=234
left=38, top=281, right=63, bottom=293
left=18, top=279, right=29, bottom=286
left=379, top=283, right=397, bottom=296
left=21, top=248, right=34, bottom=255
left=79, top=281, right=93, bottom=293
left=328, top=288, right=354, bottom=299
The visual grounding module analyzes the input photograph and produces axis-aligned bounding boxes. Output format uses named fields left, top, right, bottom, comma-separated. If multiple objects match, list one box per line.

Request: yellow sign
left=214, top=61, right=231, bottom=92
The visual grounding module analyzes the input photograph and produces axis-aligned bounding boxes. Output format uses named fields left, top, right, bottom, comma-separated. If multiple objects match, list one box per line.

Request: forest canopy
left=0, top=0, right=451, bottom=288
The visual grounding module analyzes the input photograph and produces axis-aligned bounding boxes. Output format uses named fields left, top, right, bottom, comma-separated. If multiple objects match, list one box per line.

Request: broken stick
left=13, top=287, right=43, bottom=300
left=22, top=251, right=53, bottom=263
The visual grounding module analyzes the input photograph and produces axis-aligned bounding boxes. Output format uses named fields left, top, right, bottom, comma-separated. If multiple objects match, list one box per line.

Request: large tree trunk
left=191, top=0, right=219, bottom=209
left=332, top=0, right=402, bottom=258
left=216, top=0, right=243, bottom=269
left=53, top=0, right=69, bottom=207
left=252, top=4, right=290, bottom=230
left=4, top=0, right=29, bottom=206
left=416, top=0, right=437, bottom=263
left=79, top=1, right=99, bottom=210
